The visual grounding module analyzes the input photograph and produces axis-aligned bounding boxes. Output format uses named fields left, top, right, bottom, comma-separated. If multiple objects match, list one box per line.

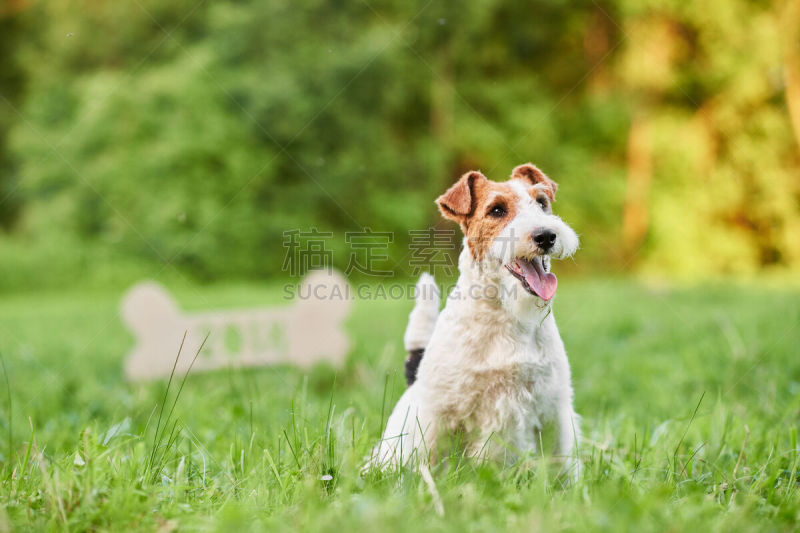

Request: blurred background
left=1, top=0, right=799, bottom=290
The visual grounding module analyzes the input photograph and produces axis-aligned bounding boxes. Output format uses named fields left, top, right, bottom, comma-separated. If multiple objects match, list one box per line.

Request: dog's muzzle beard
left=505, top=255, right=558, bottom=301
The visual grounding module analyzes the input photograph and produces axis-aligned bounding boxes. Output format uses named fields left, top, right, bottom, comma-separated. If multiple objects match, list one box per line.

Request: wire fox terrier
left=368, top=163, right=581, bottom=478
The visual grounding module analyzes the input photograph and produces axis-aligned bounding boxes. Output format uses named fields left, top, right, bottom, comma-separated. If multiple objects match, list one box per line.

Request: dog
left=367, top=163, right=581, bottom=478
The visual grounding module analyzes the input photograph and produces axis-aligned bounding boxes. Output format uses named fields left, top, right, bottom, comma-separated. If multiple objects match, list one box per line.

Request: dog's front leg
left=367, top=384, right=438, bottom=471
left=555, top=396, right=582, bottom=482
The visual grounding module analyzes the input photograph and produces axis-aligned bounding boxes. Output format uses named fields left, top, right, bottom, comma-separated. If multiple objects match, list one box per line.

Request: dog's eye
left=488, top=205, right=507, bottom=218
left=536, top=197, right=549, bottom=210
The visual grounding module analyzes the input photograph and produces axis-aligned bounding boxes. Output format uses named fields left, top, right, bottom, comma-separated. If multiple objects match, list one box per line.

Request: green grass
left=0, top=279, right=798, bottom=531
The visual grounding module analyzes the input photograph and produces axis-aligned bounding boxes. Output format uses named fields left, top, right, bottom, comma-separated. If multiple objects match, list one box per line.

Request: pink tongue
left=518, top=258, right=557, bottom=301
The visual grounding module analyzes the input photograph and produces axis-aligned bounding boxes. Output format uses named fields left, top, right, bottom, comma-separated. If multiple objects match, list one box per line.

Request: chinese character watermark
left=408, top=227, right=457, bottom=276
left=282, top=228, right=333, bottom=276
left=344, top=227, right=394, bottom=277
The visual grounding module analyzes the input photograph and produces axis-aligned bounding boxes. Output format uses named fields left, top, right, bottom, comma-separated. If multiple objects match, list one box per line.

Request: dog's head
left=437, top=163, right=578, bottom=302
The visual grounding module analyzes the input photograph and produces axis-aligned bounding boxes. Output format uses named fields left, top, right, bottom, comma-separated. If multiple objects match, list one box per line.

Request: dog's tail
left=403, top=273, right=440, bottom=386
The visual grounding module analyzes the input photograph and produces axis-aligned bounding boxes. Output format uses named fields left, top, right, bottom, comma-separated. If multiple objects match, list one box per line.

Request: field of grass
left=0, top=279, right=798, bottom=531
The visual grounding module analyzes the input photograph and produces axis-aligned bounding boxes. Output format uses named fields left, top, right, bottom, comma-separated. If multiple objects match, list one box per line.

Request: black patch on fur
left=405, top=348, right=424, bottom=386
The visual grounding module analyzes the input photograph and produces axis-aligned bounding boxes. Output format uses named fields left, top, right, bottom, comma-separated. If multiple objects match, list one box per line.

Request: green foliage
left=0, top=281, right=798, bottom=530
left=0, top=7, right=25, bottom=230
left=1, top=0, right=799, bottom=287
left=618, top=1, right=800, bottom=276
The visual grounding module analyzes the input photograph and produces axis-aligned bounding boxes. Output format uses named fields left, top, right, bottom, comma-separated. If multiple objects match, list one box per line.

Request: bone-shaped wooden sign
left=121, top=270, right=351, bottom=380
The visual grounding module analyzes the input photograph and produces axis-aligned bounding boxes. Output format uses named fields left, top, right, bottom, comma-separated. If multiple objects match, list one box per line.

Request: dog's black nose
left=533, top=228, right=556, bottom=251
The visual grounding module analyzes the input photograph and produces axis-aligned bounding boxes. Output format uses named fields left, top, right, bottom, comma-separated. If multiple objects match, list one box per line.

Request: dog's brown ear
left=511, top=163, right=558, bottom=201
left=436, top=171, right=485, bottom=223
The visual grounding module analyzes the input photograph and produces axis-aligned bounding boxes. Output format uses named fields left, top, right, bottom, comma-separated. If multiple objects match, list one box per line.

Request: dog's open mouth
left=505, top=256, right=558, bottom=301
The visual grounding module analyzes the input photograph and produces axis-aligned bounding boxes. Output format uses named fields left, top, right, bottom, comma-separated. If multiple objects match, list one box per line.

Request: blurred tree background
left=0, top=0, right=799, bottom=290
